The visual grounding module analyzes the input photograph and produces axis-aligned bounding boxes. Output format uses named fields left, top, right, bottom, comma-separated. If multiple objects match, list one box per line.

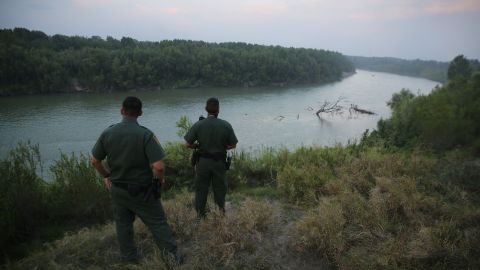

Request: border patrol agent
left=91, top=96, right=178, bottom=264
left=184, top=97, right=238, bottom=217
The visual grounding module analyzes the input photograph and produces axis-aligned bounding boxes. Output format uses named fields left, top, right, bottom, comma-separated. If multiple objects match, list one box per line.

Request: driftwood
left=274, top=115, right=285, bottom=121
left=349, top=104, right=376, bottom=115
left=315, top=97, right=345, bottom=117
left=313, top=97, right=375, bottom=118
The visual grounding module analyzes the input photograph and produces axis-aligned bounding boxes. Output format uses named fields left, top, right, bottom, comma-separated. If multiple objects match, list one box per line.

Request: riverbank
left=0, top=69, right=440, bottom=169
left=347, top=55, right=449, bottom=83
left=2, top=142, right=479, bottom=269
left=1, top=28, right=355, bottom=97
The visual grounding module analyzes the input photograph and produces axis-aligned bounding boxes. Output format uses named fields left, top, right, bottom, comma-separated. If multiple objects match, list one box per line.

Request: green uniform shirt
left=184, top=115, right=238, bottom=153
left=92, top=117, right=165, bottom=186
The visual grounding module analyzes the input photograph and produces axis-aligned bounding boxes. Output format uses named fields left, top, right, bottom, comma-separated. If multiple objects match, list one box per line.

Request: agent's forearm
left=91, top=157, right=110, bottom=177
left=151, top=160, right=165, bottom=182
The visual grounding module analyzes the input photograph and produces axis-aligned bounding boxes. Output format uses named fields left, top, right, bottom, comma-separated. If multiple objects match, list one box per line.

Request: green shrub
left=277, top=164, right=335, bottom=205
left=438, top=150, right=480, bottom=196
left=0, top=143, right=46, bottom=253
left=373, top=61, right=480, bottom=152
left=48, top=153, right=111, bottom=222
left=229, top=148, right=284, bottom=187
left=163, top=142, right=195, bottom=189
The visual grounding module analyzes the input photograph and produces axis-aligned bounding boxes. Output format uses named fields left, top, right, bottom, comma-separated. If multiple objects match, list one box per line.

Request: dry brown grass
left=288, top=150, right=480, bottom=269
left=187, top=198, right=279, bottom=269
left=9, top=147, right=480, bottom=270
left=10, top=196, right=284, bottom=270
left=290, top=198, right=345, bottom=262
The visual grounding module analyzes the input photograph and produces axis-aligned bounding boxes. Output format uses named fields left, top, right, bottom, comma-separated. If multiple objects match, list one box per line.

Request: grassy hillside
left=2, top=142, right=479, bottom=269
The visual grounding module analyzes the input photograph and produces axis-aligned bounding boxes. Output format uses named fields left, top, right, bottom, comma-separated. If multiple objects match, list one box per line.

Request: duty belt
left=113, top=182, right=129, bottom=190
left=113, top=182, right=149, bottom=192
left=200, top=152, right=226, bottom=161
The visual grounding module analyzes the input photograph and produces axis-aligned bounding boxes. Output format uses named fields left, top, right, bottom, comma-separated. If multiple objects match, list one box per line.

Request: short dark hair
left=122, top=96, right=142, bottom=116
left=205, top=97, right=219, bottom=113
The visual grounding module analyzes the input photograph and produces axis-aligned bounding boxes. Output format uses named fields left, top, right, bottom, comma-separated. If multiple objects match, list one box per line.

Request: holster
left=191, top=150, right=200, bottom=167
left=198, top=152, right=230, bottom=170
left=226, top=156, right=232, bottom=170
left=143, top=179, right=161, bottom=202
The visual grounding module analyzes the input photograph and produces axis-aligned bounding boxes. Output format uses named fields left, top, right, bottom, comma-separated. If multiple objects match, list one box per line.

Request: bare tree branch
left=349, top=104, right=376, bottom=115
left=312, top=97, right=375, bottom=118
left=315, top=97, right=345, bottom=117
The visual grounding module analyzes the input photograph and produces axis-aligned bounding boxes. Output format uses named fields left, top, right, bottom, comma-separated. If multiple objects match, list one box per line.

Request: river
left=0, top=70, right=439, bottom=176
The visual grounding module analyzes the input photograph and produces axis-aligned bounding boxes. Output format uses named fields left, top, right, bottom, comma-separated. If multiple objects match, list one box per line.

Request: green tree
left=448, top=55, right=472, bottom=80
left=0, top=28, right=355, bottom=95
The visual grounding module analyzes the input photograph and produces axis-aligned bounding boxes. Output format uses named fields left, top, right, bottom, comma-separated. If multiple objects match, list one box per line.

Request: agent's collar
left=122, top=116, right=139, bottom=124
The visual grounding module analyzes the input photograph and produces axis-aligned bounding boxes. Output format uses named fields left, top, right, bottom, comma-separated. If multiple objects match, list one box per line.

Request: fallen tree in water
left=349, top=104, right=376, bottom=115
left=315, top=98, right=345, bottom=117
left=314, top=97, right=375, bottom=117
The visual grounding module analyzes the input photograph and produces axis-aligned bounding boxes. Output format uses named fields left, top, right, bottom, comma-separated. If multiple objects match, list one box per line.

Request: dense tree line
left=366, top=55, right=480, bottom=153
left=0, top=28, right=354, bottom=96
left=348, top=55, right=451, bottom=82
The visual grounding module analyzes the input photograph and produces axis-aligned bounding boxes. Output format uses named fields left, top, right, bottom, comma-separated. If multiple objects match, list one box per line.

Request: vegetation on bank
left=348, top=55, right=480, bottom=83
left=0, top=28, right=354, bottom=96
left=1, top=56, right=480, bottom=269
left=369, top=56, right=480, bottom=154
left=3, top=142, right=479, bottom=269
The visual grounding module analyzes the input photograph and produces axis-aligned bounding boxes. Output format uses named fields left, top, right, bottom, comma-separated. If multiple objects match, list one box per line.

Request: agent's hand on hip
left=104, top=177, right=112, bottom=191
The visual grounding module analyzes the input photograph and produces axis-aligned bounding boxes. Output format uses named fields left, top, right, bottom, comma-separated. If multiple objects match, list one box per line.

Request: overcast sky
left=1, top=0, right=479, bottom=61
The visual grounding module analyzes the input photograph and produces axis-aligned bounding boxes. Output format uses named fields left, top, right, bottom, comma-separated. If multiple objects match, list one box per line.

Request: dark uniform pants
left=111, top=185, right=177, bottom=262
left=195, top=157, right=227, bottom=217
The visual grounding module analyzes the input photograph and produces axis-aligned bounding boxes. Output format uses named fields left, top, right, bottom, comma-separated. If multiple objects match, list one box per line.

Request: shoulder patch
left=140, top=126, right=154, bottom=134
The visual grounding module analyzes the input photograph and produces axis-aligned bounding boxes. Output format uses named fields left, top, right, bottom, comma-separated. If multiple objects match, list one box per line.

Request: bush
left=0, top=143, right=46, bottom=254
left=48, top=153, right=111, bottom=222
left=438, top=150, right=480, bottom=196
left=0, top=144, right=112, bottom=259
left=373, top=59, right=480, bottom=152
left=229, top=148, right=285, bottom=188
left=163, top=142, right=195, bottom=189
left=277, top=164, right=335, bottom=205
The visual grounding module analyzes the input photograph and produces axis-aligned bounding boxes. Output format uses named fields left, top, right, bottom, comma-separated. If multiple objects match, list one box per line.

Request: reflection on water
left=0, top=70, right=439, bottom=172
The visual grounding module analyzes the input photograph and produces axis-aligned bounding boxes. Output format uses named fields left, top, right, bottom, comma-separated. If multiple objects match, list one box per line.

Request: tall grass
left=288, top=147, right=480, bottom=269
left=48, top=153, right=111, bottom=222
left=0, top=142, right=46, bottom=255
left=2, top=138, right=479, bottom=269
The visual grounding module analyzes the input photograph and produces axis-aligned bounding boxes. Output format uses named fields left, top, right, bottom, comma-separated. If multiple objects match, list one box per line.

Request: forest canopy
left=348, top=55, right=450, bottom=82
left=367, top=55, right=480, bottom=153
left=0, top=28, right=354, bottom=96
